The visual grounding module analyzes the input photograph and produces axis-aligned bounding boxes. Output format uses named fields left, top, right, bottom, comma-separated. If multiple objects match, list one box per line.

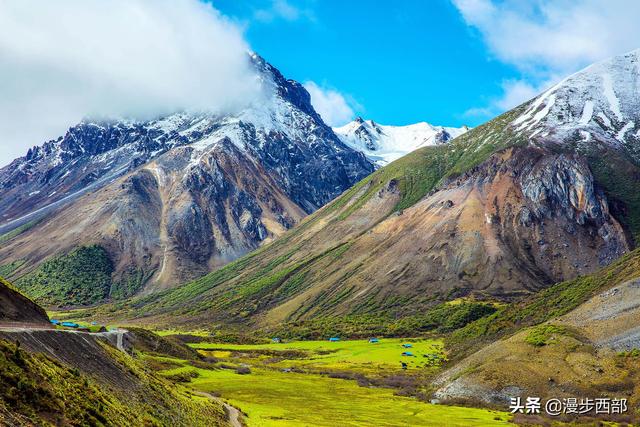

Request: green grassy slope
left=0, top=339, right=226, bottom=426
left=0, top=219, right=41, bottom=245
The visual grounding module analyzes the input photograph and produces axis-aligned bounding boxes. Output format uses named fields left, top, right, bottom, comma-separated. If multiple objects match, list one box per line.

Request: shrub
left=524, top=324, right=567, bottom=347
left=235, top=366, right=251, bottom=375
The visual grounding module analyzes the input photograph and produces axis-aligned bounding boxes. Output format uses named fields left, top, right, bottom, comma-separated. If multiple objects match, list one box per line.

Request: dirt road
left=194, top=391, right=243, bottom=427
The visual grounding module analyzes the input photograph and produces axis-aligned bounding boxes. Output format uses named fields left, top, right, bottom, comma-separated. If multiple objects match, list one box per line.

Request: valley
left=152, top=337, right=512, bottom=427
left=2, top=32, right=640, bottom=426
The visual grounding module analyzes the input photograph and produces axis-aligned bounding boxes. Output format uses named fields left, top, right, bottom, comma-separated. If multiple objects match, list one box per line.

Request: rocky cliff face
left=434, top=147, right=629, bottom=294
left=0, top=54, right=374, bottom=296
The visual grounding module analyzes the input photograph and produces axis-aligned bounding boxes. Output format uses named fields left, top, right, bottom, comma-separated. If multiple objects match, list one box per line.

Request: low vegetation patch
left=163, top=369, right=200, bottom=383
left=524, top=324, right=568, bottom=347
left=0, top=219, right=41, bottom=245
left=617, top=348, right=640, bottom=358
left=16, top=245, right=113, bottom=307
left=267, top=302, right=497, bottom=340
left=0, top=260, right=26, bottom=279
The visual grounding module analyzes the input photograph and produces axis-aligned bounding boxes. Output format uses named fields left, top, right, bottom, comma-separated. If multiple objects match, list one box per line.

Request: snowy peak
left=512, top=49, right=640, bottom=150
left=334, top=118, right=469, bottom=165
left=0, top=55, right=373, bottom=232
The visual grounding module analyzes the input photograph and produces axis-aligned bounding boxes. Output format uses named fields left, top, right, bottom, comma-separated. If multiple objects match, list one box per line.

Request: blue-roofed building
left=61, top=322, right=79, bottom=328
left=329, top=337, right=340, bottom=342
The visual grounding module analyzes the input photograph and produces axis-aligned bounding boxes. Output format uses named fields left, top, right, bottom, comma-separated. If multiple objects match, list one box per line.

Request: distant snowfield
left=334, top=118, right=468, bottom=165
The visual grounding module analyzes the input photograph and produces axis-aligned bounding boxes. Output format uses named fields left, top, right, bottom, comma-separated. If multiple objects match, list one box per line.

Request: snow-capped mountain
left=0, top=54, right=374, bottom=298
left=123, top=51, right=640, bottom=329
left=333, top=117, right=469, bottom=165
left=512, top=48, right=640, bottom=157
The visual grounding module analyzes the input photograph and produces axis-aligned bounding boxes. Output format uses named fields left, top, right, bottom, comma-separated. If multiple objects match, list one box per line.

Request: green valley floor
left=146, top=337, right=512, bottom=427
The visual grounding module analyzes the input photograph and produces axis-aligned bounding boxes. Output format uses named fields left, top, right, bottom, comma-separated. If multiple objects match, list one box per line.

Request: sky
left=213, top=0, right=640, bottom=127
left=1, top=0, right=639, bottom=166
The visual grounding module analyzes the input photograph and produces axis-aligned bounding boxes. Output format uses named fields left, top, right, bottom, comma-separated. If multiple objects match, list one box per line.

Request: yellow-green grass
left=155, top=329, right=213, bottom=337
left=47, top=308, right=92, bottom=321
left=185, top=366, right=510, bottom=427
left=192, top=338, right=444, bottom=373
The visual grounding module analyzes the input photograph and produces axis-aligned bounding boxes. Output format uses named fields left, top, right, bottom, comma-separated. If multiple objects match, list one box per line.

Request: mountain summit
left=334, top=118, right=468, bottom=165
left=512, top=48, right=640, bottom=148
left=0, top=55, right=374, bottom=302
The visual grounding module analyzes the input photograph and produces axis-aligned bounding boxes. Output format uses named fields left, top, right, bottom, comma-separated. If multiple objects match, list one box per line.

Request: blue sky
left=1, top=0, right=638, bottom=166
left=213, top=0, right=512, bottom=127
left=211, top=0, right=640, bottom=128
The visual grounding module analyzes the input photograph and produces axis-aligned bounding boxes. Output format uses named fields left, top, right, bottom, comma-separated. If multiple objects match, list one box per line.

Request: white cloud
left=254, top=0, right=314, bottom=23
left=453, top=0, right=640, bottom=117
left=303, top=81, right=357, bottom=127
left=464, top=77, right=555, bottom=119
left=493, top=79, right=541, bottom=111
left=0, top=0, right=262, bottom=167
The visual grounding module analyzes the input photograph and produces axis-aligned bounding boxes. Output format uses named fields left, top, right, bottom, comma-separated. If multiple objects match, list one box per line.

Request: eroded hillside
left=75, top=51, right=640, bottom=332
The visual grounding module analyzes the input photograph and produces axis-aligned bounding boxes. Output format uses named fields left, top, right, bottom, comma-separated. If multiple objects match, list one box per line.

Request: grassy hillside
left=584, top=144, right=640, bottom=243
left=15, top=245, right=113, bottom=307
left=0, top=339, right=226, bottom=426
left=261, top=301, right=498, bottom=340
left=78, top=105, right=531, bottom=327
left=449, top=248, right=640, bottom=356
left=434, top=249, right=640, bottom=425
left=0, top=219, right=41, bottom=245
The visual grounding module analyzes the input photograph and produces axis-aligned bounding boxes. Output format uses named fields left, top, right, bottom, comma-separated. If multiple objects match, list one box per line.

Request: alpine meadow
left=2, top=1, right=640, bottom=426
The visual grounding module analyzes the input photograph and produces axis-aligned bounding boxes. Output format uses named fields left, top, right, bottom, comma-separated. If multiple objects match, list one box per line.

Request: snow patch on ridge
left=334, top=119, right=468, bottom=165
left=510, top=48, right=640, bottom=156
left=617, top=121, right=635, bottom=141
left=579, top=100, right=594, bottom=125
left=601, top=72, right=623, bottom=121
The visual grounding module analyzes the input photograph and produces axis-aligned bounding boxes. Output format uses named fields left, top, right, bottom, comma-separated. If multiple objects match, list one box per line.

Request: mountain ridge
left=0, top=54, right=374, bottom=302
left=80, top=49, right=640, bottom=330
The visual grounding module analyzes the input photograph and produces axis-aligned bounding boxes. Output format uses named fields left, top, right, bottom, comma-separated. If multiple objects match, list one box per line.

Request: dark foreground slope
left=0, top=330, right=228, bottom=427
left=0, top=276, right=48, bottom=325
